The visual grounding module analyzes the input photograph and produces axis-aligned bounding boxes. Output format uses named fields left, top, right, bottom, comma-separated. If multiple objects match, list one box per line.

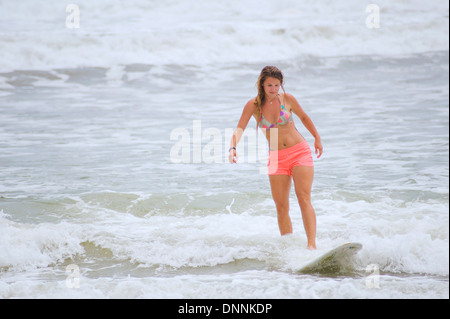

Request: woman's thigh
left=268, top=174, right=292, bottom=208
left=291, top=166, right=314, bottom=201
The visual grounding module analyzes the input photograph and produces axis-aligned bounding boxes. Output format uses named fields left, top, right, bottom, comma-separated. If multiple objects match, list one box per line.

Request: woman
left=228, top=66, right=323, bottom=249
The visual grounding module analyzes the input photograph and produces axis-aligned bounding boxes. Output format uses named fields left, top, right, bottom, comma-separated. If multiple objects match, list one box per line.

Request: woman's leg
left=269, top=174, right=292, bottom=235
left=291, top=166, right=316, bottom=249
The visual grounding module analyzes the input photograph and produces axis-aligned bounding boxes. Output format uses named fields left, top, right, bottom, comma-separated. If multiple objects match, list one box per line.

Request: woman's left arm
left=286, top=93, right=323, bottom=158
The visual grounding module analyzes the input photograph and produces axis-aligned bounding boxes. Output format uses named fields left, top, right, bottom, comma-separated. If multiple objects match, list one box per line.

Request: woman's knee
left=274, top=200, right=289, bottom=215
left=295, top=191, right=311, bottom=206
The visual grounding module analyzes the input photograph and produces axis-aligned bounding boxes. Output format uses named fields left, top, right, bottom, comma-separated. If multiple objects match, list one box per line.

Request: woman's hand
left=314, top=137, right=323, bottom=159
left=228, top=148, right=238, bottom=164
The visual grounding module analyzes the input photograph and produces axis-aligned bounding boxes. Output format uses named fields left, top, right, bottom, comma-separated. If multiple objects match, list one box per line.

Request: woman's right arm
left=229, top=99, right=256, bottom=164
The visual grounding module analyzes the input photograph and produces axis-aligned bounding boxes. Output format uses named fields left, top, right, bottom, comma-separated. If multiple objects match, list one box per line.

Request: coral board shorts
left=268, top=140, right=314, bottom=176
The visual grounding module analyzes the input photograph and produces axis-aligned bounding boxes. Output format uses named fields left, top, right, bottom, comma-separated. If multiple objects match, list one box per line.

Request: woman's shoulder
left=243, top=97, right=259, bottom=118
left=280, top=92, right=296, bottom=102
left=244, top=97, right=257, bottom=109
left=280, top=93, right=300, bottom=113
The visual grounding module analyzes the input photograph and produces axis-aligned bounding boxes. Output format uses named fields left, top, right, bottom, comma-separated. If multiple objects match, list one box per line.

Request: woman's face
left=263, top=77, right=281, bottom=98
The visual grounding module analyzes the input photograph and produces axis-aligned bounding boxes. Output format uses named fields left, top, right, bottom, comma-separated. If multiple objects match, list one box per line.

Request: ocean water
left=0, top=0, right=448, bottom=299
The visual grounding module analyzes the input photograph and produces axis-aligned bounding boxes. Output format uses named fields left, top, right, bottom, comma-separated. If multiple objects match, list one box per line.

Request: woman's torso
left=254, top=94, right=305, bottom=150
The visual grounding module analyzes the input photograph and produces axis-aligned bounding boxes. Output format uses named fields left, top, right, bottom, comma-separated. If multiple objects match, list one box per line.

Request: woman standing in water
left=228, top=66, right=323, bottom=249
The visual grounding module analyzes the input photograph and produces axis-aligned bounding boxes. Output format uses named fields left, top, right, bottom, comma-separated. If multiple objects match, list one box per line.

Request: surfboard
left=299, top=242, right=362, bottom=274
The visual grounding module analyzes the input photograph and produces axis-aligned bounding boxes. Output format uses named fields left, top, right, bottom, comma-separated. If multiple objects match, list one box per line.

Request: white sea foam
left=0, top=0, right=448, bottom=72
left=1, top=188, right=448, bottom=276
left=1, top=202, right=448, bottom=299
